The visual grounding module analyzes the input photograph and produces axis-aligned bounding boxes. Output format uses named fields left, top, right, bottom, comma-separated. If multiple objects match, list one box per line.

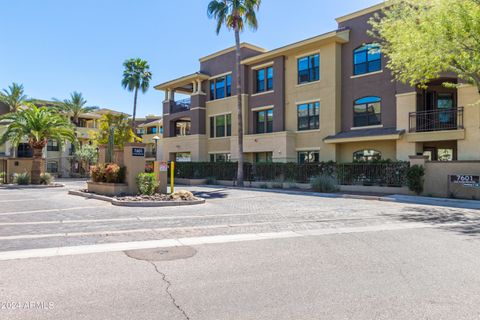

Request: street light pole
left=153, top=135, right=160, bottom=161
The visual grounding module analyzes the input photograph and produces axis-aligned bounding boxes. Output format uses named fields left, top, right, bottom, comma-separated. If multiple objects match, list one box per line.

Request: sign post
left=170, top=161, right=175, bottom=194
left=155, top=161, right=168, bottom=194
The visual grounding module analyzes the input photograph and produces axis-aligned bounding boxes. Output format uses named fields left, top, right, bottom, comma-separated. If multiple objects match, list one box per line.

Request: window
left=354, top=44, right=381, bottom=75
left=255, top=66, right=273, bottom=93
left=47, top=161, right=58, bottom=173
left=210, top=153, right=231, bottom=162
left=146, top=126, right=157, bottom=134
left=210, top=74, right=232, bottom=100
left=437, top=149, right=454, bottom=161
left=298, top=54, right=320, bottom=84
left=47, top=140, right=59, bottom=151
left=159, top=126, right=164, bottom=134
left=353, top=96, right=381, bottom=127
left=353, top=149, right=382, bottom=162
left=175, top=120, right=191, bottom=136
left=298, top=151, right=319, bottom=164
left=256, top=109, right=273, bottom=134
left=175, top=152, right=191, bottom=162
left=17, top=143, right=32, bottom=158
left=255, top=152, right=273, bottom=163
left=297, top=102, right=320, bottom=131
left=210, top=114, right=232, bottom=138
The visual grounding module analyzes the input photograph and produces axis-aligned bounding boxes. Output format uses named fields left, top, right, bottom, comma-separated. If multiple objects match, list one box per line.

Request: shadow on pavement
left=391, top=206, right=480, bottom=237
left=191, top=189, right=229, bottom=199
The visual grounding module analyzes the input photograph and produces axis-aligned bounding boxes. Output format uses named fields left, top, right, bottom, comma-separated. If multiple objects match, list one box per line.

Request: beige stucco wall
left=457, top=85, right=480, bottom=160
left=161, top=135, right=208, bottom=162
left=396, top=92, right=418, bottom=161
left=6, top=158, right=45, bottom=182
left=284, top=42, right=341, bottom=162
left=423, top=160, right=480, bottom=197
left=239, top=131, right=296, bottom=162
left=337, top=140, right=397, bottom=163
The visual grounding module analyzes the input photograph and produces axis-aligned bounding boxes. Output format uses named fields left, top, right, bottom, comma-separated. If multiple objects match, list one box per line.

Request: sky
left=1, top=0, right=380, bottom=117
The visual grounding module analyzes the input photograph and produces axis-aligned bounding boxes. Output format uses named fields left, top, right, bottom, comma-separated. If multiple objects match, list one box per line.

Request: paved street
left=0, top=180, right=480, bottom=319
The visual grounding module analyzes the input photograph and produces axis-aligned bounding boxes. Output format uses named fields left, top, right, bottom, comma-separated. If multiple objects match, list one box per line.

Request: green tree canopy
left=93, top=113, right=139, bottom=148
left=369, top=0, right=480, bottom=92
left=0, top=83, right=29, bottom=113
left=121, top=58, right=152, bottom=130
left=54, top=92, right=99, bottom=126
left=0, top=104, right=76, bottom=184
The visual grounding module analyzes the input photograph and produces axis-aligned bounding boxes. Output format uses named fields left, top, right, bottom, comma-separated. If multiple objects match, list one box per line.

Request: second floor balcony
left=409, top=107, right=464, bottom=133
left=171, top=98, right=191, bottom=114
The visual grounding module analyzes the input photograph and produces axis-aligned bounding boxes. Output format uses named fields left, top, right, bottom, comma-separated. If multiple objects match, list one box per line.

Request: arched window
left=354, top=44, right=381, bottom=75
left=354, top=96, right=381, bottom=127
left=353, top=150, right=382, bottom=162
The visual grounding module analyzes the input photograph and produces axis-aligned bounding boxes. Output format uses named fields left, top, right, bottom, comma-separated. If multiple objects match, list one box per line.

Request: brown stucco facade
left=155, top=3, right=480, bottom=165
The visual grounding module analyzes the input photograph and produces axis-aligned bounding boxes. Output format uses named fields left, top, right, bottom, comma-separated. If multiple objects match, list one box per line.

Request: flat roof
left=241, top=29, right=350, bottom=65
left=336, top=2, right=387, bottom=23
left=199, top=42, right=266, bottom=63
left=154, top=72, right=210, bottom=91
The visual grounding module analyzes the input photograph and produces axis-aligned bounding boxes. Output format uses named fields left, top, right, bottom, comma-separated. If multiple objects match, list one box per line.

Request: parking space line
left=0, top=206, right=106, bottom=216
left=0, top=199, right=37, bottom=203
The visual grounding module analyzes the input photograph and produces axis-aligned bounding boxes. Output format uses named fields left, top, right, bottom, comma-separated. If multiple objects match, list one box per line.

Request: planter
left=87, top=181, right=129, bottom=196
left=175, top=178, right=207, bottom=186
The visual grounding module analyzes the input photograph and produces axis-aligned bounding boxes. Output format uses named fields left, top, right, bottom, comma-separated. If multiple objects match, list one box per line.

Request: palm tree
left=121, top=58, right=152, bottom=130
left=208, top=0, right=261, bottom=187
left=55, top=92, right=98, bottom=126
left=0, top=82, right=29, bottom=113
left=0, top=104, right=76, bottom=184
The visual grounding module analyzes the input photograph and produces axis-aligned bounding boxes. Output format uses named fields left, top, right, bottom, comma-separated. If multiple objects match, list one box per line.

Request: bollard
left=170, top=161, right=175, bottom=194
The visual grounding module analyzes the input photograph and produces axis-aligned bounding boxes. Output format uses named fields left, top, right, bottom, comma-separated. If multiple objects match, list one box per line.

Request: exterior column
left=197, top=80, right=204, bottom=94
left=192, top=81, right=197, bottom=94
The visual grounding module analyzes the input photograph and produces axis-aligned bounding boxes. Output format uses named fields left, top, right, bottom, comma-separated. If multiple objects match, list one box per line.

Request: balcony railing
left=171, top=98, right=191, bottom=114
left=145, top=151, right=156, bottom=158
left=409, top=107, right=464, bottom=133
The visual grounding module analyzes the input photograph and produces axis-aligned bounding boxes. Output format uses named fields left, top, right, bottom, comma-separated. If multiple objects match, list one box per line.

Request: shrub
left=14, top=172, right=30, bottom=185
left=90, top=163, right=125, bottom=183
left=90, top=165, right=105, bottom=182
left=406, top=165, right=425, bottom=195
left=0, top=172, right=5, bottom=184
left=310, top=174, right=338, bottom=193
left=39, top=172, right=53, bottom=185
left=105, top=163, right=121, bottom=183
left=136, top=173, right=158, bottom=195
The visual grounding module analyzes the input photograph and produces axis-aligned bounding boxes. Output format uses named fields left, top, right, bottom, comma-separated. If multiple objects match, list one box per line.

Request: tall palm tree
left=0, top=104, right=76, bottom=184
left=55, top=92, right=98, bottom=126
left=0, top=82, right=29, bottom=113
left=208, top=0, right=261, bottom=187
left=121, top=58, right=152, bottom=130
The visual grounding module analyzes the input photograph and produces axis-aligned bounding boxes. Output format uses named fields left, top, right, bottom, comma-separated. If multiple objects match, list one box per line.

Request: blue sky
left=1, top=0, right=380, bottom=117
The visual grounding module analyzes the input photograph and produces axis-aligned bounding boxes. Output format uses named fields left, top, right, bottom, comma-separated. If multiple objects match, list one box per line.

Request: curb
left=0, top=183, right=65, bottom=189
left=68, top=190, right=206, bottom=207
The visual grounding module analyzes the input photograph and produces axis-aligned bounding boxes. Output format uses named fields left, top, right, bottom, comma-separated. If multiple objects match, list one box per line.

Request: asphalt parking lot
left=0, top=180, right=479, bottom=319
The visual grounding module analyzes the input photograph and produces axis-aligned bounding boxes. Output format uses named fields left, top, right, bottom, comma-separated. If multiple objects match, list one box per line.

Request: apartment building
left=156, top=2, right=480, bottom=164
left=0, top=101, right=162, bottom=176
left=135, top=115, right=164, bottom=164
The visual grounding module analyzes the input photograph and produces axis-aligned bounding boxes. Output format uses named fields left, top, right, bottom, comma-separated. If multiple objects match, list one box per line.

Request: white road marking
left=0, top=222, right=440, bottom=261
left=0, top=216, right=385, bottom=241
left=0, top=199, right=37, bottom=203
left=0, top=206, right=106, bottom=216
left=0, top=214, right=380, bottom=226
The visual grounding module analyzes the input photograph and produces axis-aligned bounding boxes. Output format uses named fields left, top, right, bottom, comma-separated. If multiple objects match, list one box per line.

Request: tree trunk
left=235, top=27, right=244, bottom=187
left=31, top=147, right=43, bottom=184
left=132, top=87, right=139, bottom=132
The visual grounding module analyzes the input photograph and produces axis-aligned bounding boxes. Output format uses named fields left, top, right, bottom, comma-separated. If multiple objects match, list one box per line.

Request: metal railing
left=409, top=107, right=463, bottom=133
left=145, top=151, right=156, bottom=158
left=171, top=98, right=191, bottom=113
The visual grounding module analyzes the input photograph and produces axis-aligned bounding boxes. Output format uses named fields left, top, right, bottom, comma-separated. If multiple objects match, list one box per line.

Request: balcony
left=409, top=107, right=464, bottom=133
left=171, top=98, right=191, bottom=114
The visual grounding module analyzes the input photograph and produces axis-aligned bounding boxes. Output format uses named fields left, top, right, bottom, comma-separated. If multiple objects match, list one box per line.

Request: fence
left=172, top=162, right=410, bottom=186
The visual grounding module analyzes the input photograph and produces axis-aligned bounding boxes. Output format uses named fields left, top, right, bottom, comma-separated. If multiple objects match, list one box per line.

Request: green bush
left=310, top=174, right=338, bottom=193
left=14, top=172, right=30, bottom=185
left=39, top=172, right=53, bottom=185
left=136, top=173, right=158, bottom=195
left=90, top=163, right=126, bottom=183
left=0, top=172, right=5, bottom=184
left=406, top=165, right=425, bottom=195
